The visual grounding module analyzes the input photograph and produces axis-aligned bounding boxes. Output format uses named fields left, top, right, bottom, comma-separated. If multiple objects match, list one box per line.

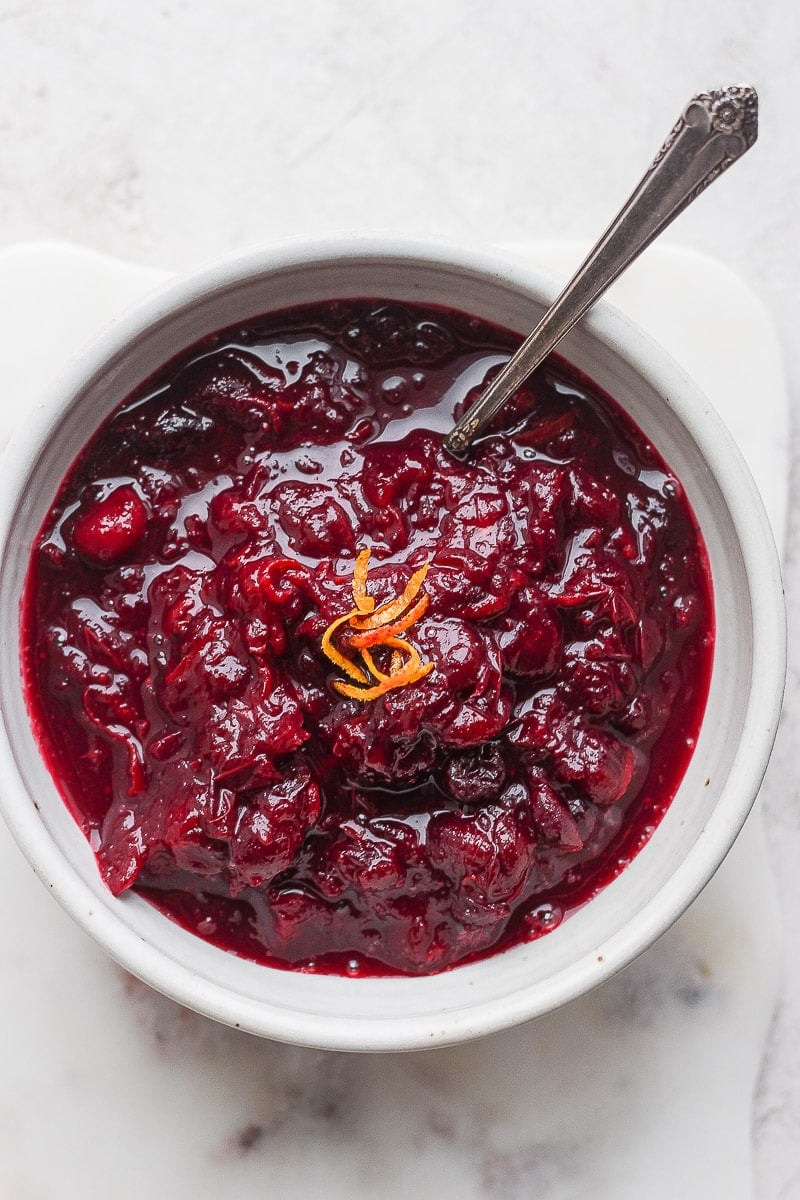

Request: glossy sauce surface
left=23, top=300, right=714, bottom=975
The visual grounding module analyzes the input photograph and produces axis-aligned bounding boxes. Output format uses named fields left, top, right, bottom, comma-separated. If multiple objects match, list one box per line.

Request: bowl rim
left=0, top=234, right=786, bottom=1050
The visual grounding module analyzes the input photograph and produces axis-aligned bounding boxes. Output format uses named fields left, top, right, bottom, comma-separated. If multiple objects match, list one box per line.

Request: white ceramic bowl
left=0, top=237, right=785, bottom=1051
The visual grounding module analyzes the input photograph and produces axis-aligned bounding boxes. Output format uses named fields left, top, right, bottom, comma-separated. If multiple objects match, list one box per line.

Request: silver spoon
left=445, top=85, right=758, bottom=456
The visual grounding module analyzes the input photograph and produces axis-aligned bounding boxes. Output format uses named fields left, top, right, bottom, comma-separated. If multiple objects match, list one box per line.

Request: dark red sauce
left=23, top=300, right=713, bottom=975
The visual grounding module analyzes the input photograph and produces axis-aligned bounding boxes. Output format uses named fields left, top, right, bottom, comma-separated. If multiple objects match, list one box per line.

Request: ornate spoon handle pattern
left=445, top=85, right=758, bottom=456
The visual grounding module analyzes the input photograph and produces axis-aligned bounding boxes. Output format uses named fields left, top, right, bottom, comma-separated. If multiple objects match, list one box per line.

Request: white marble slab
left=0, top=241, right=787, bottom=1200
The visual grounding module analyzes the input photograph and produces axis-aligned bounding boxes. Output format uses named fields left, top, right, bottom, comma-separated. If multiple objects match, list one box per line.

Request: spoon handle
left=445, top=85, right=758, bottom=455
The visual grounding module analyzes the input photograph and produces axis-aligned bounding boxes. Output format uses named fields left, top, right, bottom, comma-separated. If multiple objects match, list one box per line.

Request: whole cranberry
left=427, top=806, right=534, bottom=907
left=72, top=486, right=148, bottom=567
left=361, top=435, right=434, bottom=506
left=443, top=744, right=507, bottom=804
left=185, top=349, right=283, bottom=430
left=272, top=482, right=354, bottom=558
left=229, top=767, right=321, bottom=894
left=496, top=601, right=562, bottom=680
left=527, top=773, right=583, bottom=851
left=328, top=822, right=407, bottom=894
left=553, top=723, right=636, bottom=807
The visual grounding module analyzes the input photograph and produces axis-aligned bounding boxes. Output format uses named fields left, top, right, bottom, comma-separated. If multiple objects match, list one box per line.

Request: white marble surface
left=0, top=3, right=798, bottom=1195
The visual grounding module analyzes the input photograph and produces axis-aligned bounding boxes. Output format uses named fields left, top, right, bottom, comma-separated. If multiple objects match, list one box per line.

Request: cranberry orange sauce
left=23, top=301, right=713, bottom=976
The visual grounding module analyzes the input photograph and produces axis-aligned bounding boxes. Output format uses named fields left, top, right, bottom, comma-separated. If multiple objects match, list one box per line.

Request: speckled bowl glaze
left=0, top=237, right=785, bottom=1050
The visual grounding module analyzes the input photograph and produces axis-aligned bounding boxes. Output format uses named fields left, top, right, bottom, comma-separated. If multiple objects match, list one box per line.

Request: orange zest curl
left=351, top=548, right=376, bottom=614
left=320, top=608, right=369, bottom=685
left=321, top=549, right=434, bottom=701
left=349, top=593, right=430, bottom=650
left=350, top=561, right=431, bottom=630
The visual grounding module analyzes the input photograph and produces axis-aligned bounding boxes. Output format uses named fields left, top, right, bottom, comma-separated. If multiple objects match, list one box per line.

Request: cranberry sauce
left=23, top=300, right=713, bottom=976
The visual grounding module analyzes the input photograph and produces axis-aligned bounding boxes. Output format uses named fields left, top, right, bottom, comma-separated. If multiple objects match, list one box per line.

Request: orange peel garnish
left=321, top=549, right=434, bottom=701
left=332, top=651, right=434, bottom=701
left=320, top=607, right=370, bottom=685
left=349, top=593, right=429, bottom=650
left=350, top=561, right=430, bottom=631
left=361, top=635, right=419, bottom=683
